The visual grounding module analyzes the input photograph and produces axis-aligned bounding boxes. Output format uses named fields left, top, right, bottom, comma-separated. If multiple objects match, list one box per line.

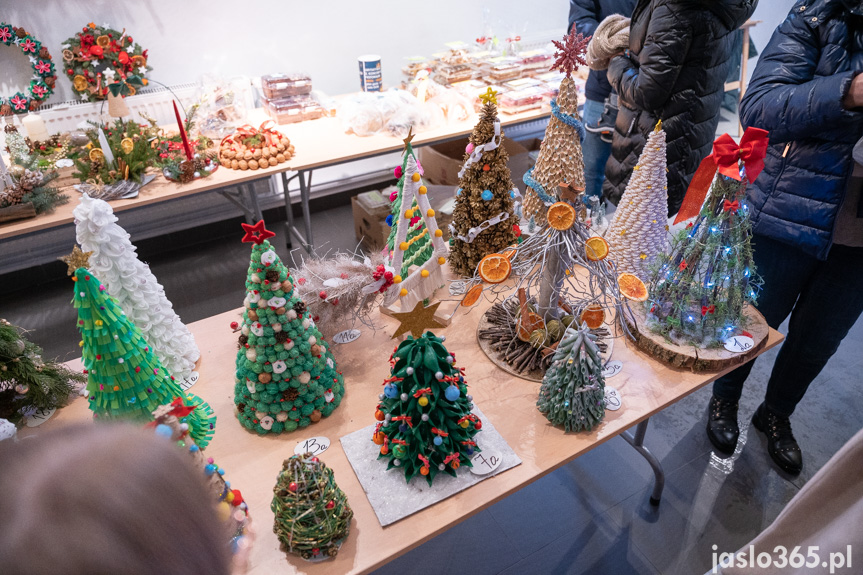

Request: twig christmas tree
left=373, top=331, right=481, bottom=485
left=233, top=221, right=345, bottom=434
left=606, top=121, right=669, bottom=280
left=537, top=324, right=606, bottom=432
left=70, top=258, right=216, bottom=447
left=74, top=194, right=200, bottom=381
left=272, top=453, right=353, bottom=561
left=522, top=29, right=590, bottom=221
left=646, top=128, right=769, bottom=346
left=448, top=88, right=518, bottom=277
left=384, top=129, right=448, bottom=309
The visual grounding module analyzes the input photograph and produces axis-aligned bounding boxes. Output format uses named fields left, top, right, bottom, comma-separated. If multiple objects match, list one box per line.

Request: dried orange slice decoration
left=501, top=246, right=518, bottom=260
left=478, top=253, right=511, bottom=284
left=547, top=202, right=577, bottom=231
left=585, top=236, right=609, bottom=261
left=88, top=147, right=105, bottom=162
left=618, top=273, right=649, bottom=302
left=580, top=304, right=605, bottom=329
left=120, top=138, right=135, bottom=154
left=461, top=284, right=484, bottom=307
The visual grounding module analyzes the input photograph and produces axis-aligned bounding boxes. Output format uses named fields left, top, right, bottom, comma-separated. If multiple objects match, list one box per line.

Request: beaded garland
left=0, top=22, right=56, bottom=114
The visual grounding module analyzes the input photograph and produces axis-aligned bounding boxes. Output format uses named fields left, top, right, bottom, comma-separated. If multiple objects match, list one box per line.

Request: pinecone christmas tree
left=74, top=195, right=200, bottom=381
left=448, top=89, right=518, bottom=277
left=537, top=323, right=606, bottom=432
left=233, top=221, right=344, bottom=434
left=606, top=122, right=669, bottom=280
left=272, top=453, right=353, bottom=561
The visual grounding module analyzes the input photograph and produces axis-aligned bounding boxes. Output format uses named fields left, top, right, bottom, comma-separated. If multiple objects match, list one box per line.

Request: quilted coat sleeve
left=607, top=3, right=693, bottom=113
left=740, top=6, right=861, bottom=143
left=569, top=0, right=601, bottom=36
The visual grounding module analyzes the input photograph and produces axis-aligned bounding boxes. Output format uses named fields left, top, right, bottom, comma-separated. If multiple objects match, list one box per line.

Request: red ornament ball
left=482, top=164, right=490, bottom=172
left=288, top=482, right=298, bottom=492
left=325, top=500, right=335, bottom=509
left=230, top=321, right=239, bottom=330
left=319, top=291, right=327, bottom=299
left=475, top=420, right=482, bottom=430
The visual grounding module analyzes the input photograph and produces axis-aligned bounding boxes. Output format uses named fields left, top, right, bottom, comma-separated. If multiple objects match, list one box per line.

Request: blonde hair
left=0, top=423, right=231, bottom=575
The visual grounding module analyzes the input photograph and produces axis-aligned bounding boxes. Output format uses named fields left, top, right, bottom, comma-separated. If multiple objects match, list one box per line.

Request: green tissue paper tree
left=537, top=323, right=606, bottom=432
left=372, top=331, right=481, bottom=485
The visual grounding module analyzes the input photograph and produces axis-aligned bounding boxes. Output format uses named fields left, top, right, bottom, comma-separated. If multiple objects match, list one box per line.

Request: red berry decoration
left=319, top=291, right=327, bottom=299
left=230, top=321, right=239, bottom=330
left=288, top=482, right=298, bottom=492
left=325, top=500, right=335, bottom=509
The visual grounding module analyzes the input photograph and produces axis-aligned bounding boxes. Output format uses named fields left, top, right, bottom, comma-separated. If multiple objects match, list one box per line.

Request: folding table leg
left=621, top=418, right=665, bottom=506
left=282, top=171, right=296, bottom=251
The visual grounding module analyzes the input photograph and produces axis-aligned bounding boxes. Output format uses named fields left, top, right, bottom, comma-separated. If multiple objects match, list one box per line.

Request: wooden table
left=22, top=288, right=782, bottom=575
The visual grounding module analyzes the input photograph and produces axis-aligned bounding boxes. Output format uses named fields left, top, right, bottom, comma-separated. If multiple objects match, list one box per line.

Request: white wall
left=2, top=0, right=568, bottom=103
left=746, top=1, right=794, bottom=82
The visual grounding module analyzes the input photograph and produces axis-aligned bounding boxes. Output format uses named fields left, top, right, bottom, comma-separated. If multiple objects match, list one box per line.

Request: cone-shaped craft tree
left=74, top=194, right=200, bottom=381
left=233, top=221, right=345, bottom=435
left=537, top=324, right=606, bottom=432
left=606, top=121, right=669, bottom=280
left=372, top=331, right=481, bottom=485
left=646, top=128, right=769, bottom=346
left=448, top=88, right=518, bottom=277
left=272, top=453, right=353, bottom=561
left=72, top=262, right=216, bottom=447
left=522, top=29, right=590, bottom=221
left=384, top=130, right=448, bottom=310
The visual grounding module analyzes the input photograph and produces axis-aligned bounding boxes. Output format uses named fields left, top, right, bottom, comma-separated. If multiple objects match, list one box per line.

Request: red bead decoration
left=230, top=321, right=238, bottom=330
left=482, top=164, right=490, bottom=171
left=288, top=482, right=298, bottom=492
left=325, top=500, right=335, bottom=509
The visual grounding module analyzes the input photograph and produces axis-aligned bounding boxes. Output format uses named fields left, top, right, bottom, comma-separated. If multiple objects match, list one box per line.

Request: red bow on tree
left=722, top=199, right=740, bottom=212
left=701, top=305, right=715, bottom=316
left=673, top=127, right=769, bottom=224
left=168, top=397, right=196, bottom=418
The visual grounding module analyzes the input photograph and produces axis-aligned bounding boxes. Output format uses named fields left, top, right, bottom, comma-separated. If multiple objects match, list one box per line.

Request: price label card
left=180, top=371, right=200, bottom=391
left=295, top=436, right=331, bottom=456
left=55, top=159, right=74, bottom=168
left=333, top=329, right=361, bottom=344
left=25, top=407, right=56, bottom=427
left=469, top=449, right=503, bottom=476
left=604, top=386, right=622, bottom=411
left=602, top=360, right=623, bottom=379
left=724, top=335, right=754, bottom=354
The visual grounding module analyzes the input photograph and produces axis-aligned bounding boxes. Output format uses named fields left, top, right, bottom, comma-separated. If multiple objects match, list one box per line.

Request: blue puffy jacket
left=741, top=0, right=863, bottom=260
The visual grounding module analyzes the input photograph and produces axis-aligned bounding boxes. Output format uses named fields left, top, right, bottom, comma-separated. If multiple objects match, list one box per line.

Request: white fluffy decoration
left=74, top=195, right=200, bottom=380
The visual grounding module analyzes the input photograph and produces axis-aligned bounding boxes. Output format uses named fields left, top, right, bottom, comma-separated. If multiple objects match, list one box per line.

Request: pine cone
left=19, top=169, right=44, bottom=191
left=0, top=183, right=26, bottom=206
left=178, top=160, right=196, bottom=183
left=0, top=104, right=12, bottom=117
left=193, top=156, right=207, bottom=171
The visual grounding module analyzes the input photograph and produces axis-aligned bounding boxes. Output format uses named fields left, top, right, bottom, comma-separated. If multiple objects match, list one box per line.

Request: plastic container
left=264, top=95, right=323, bottom=124
left=498, top=87, right=545, bottom=114
left=434, top=64, right=475, bottom=85
left=261, top=74, right=312, bottom=99
left=488, top=61, right=524, bottom=82
left=519, top=49, right=554, bottom=73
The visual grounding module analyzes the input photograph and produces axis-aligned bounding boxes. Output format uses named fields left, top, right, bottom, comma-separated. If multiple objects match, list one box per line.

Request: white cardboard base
left=340, top=406, right=521, bottom=526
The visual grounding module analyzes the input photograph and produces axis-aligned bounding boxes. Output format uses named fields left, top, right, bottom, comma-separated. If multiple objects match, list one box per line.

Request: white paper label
left=25, top=407, right=56, bottom=427
left=295, top=436, right=330, bottom=456
left=333, top=329, right=361, bottom=344
left=180, top=371, right=199, bottom=391
left=602, top=360, right=623, bottom=379
left=604, top=386, right=622, bottom=411
left=55, top=158, right=74, bottom=168
left=469, top=449, right=503, bottom=476
left=724, top=335, right=754, bottom=354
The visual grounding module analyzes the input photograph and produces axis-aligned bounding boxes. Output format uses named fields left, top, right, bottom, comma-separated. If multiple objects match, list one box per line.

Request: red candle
left=172, top=101, right=193, bottom=162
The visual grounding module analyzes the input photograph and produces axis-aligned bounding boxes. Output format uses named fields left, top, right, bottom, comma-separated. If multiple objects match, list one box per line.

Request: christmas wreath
left=61, top=23, right=150, bottom=101
left=0, top=22, right=57, bottom=115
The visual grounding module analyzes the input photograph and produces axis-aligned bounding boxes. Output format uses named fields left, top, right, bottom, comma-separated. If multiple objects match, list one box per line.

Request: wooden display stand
left=625, top=303, right=769, bottom=372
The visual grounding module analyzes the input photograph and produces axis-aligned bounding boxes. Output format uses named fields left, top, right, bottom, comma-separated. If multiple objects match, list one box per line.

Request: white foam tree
left=73, top=194, right=200, bottom=381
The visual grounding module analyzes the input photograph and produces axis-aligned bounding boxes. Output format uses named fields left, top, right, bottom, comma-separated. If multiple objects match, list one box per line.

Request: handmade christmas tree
left=537, top=324, right=606, bottom=432
left=384, top=129, right=448, bottom=310
left=522, top=29, right=590, bottom=221
left=233, top=221, right=345, bottom=434
left=272, top=453, right=353, bottom=561
left=449, top=88, right=518, bottom=277
left=646, top=128, right=769, bottom=346
left=373, top=331, right=481, bottom=485
left=74, top=194, right=200, bottom=381
left=606, top=121, right=669, bottom=280
left=0, top=318, right=83, bottom=425
left=71, top=260, right=216, bottom=448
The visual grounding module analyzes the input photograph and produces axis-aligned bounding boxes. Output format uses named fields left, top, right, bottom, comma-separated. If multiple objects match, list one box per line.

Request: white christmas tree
left=73, top=194, right=200, bottom=381
left=606, top=122, right=669, bottom=280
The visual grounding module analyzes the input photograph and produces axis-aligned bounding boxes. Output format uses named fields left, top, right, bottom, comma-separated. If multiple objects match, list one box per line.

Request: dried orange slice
left=547, top=202, right=577, bottom=230
left=88, top=148, right=105, bottom=162
left=120, top=137, right=135, bottom=154
left=580, top=304, right=605, bottom=329
left=618, top=273, right=649, bottom=302
left=501, top=246, right=518, bottom=260
left=461, top=284, right=484, bottom=307
left=585, top=236, right=609, bottom=261
left=517, top=312, right=545, bottom=342
left=478, top=253, right=511, bottom=284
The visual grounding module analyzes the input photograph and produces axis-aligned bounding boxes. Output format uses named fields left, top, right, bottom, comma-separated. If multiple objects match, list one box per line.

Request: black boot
left=706, top=395, right=740, bottom=455
left=752, top=403, right=803, bottom=475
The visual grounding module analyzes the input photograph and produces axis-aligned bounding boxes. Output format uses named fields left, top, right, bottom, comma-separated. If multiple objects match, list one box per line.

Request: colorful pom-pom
left=481, top=189, right=493, bottom=201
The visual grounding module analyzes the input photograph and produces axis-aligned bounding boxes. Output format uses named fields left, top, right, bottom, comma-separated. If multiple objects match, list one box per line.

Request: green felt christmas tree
left=372, top=331, right=481, bottom=485
left=233, top=221, right=345, bottom=435
left=537, top=323, right=606, bottom=432
left=72, top=261, right=215, bottom=447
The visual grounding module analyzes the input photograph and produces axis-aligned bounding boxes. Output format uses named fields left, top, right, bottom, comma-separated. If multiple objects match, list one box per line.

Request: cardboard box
left=419, top=137, right=528, bottom=185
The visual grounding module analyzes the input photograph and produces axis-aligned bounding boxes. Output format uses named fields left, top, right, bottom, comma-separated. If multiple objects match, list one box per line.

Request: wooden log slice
left=624, top=303, right=769, bottom=372
left=0, top=202, right=37, bottom=223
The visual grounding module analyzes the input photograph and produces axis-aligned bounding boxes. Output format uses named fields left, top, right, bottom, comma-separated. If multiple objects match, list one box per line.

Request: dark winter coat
left=741, top=0, right=863, bottom=261
left=603, top=0, right=757, bottom=216
left=568, top=0, right=637, bottom=102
